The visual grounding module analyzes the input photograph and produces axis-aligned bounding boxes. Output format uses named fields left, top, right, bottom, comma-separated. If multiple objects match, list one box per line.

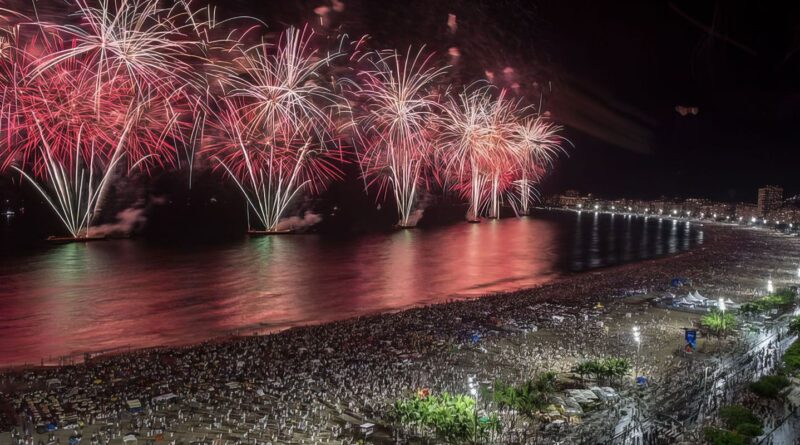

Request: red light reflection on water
left=0, top=218, right=559, bottom=365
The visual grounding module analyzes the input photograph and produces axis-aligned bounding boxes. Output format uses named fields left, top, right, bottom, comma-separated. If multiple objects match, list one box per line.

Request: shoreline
left=0, top=215, right=708, bottom=372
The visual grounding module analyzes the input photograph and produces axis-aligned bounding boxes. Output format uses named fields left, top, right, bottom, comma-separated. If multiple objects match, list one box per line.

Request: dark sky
left=534, top=1, right=800, bottom=202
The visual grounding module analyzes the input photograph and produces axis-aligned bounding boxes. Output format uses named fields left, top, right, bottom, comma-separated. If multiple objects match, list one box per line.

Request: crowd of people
left=1, top=224, right=799, bottom=444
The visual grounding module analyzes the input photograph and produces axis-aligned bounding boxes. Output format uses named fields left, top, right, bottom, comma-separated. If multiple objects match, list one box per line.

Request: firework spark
left=0, top=2, right=195, bottom=238
left=511, top=115, right=567, bottom=215
left=438, top=87, right=523, bottom=219
left=206, top=27, right=349, bottom=232
left=353, top=48, right=446, bottom=227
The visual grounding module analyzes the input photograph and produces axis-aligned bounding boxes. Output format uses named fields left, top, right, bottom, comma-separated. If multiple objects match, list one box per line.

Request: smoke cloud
left=275, top=211, right=323, bottom=232
left=88, top=206, right=147, bottom=237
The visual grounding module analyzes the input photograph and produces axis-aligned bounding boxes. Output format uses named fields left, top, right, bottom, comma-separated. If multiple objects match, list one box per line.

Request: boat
left=247, top=229, right=295, bottom=236
left=46, top=235, right=106, bottom=244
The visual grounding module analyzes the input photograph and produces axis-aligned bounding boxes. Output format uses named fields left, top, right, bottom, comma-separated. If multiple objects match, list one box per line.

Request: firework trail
left=206, top=27, right=349, bottom=232
left=29, top=0, right=198, bottom=103
left=353, top=48, right=446, bottom=227
left=438, top=86, right=523, bottom=220
left=511, top=115, right=567, bottom=215
left=0, top=1, right=196, bottom=238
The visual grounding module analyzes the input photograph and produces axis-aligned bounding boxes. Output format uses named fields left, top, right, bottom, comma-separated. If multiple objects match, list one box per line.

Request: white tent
left=724, top=298, right=740, bottom=308
left=688, top=291, right=707, bottom=303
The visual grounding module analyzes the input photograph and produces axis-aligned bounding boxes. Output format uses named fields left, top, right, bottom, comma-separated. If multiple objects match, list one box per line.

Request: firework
left=29, top=0, right=198, bottom=101
left=0, top=4, right=194, bottom=238
left=438, top=87, right=524, bottom=220
left=206, top=27, right=348, bottom=232
left=353, top=48, right=446, bottom=227
left=511, top=115, right=567, bottom=215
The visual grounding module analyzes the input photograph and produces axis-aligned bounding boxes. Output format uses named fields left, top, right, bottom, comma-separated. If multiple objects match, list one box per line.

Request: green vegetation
left=703, top=427, right=746, bottom=445
left=393, top=392, right=501, bottom=443
left=789, top=315, right=800, bottom=336
left=783, top=340, right=800, bottom=375
left=700, top=310, right=737, bottom=337
left=487, top=372, right=558, bottom=417
left=749, top=374, right=790, bottom=399
left=571, top=358, right=631, bottom=383
left=740, top=288, right=796, bottom=315
left=718, top=405, right=763, bottom=438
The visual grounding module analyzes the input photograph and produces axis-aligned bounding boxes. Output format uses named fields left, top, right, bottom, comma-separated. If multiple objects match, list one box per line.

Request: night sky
left=3, top=0, right=800, bottom=240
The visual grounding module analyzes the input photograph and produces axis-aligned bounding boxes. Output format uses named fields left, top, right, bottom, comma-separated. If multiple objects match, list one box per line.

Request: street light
left=468, top=375, right=478, bottom=442
left=632, top=326, right=641, bottom=380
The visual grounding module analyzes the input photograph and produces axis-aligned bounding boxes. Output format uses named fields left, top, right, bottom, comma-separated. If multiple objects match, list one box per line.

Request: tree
left=704, top=427, right=746, bottom=445
left=700, top=310, right=737, bottom=338
left=749, top=375, right=790, bottom=399
left=783, top=340, right=800, bottom=375
left=393, top=392, right=501, bottom=444
left=789, top=316, right=800, bottom=336
left=719, top=405, right=763, bottom=437
left=571, top=358, right=630, bottom=384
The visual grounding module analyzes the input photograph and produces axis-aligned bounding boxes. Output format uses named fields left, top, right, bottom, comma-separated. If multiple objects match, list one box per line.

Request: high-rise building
left=757, top=185, right=783, bottom=217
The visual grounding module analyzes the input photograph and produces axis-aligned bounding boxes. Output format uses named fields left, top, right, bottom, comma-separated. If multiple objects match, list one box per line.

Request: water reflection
left=0, top=211, right=701, bottom=365
left=568, top=212, right=697, bottom=271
